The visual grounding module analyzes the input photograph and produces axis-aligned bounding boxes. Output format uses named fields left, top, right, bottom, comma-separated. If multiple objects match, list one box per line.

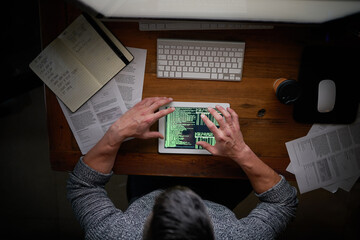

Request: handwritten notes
left=30, top=14, right=133, bottom=112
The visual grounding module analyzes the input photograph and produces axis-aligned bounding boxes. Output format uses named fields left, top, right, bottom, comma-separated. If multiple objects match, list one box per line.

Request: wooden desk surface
left=40, top=0, right=316, bottom=180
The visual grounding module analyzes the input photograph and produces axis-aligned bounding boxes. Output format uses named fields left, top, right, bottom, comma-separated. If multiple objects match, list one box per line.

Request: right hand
left=107, top=97, right=175, bottom=147
left=196, top=106, right=248, bottom=161
left=197, top=106, right=282, bottom=194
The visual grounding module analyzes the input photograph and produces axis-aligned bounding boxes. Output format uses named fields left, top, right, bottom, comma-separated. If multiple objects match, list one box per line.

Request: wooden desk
left=40, top=0, right=316, bottom=180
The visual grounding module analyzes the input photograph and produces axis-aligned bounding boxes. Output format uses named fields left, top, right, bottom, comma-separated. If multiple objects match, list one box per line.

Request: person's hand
left=83, top=97, right=174, bottom=174
left=107, top=97, right=175, bottom=146
left=197, top=106, right=282, bottom=194
left=196, top=106, right=247, bottom=160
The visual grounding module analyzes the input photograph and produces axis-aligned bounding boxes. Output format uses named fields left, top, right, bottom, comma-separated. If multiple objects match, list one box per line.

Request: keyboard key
left=183, top=72, right=211, bottom=79
left=229, top=68, right=241, bottom=74
left=158, top=60, right=167, bottom=65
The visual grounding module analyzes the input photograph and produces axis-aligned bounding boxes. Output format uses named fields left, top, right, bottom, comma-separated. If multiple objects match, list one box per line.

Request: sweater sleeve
left=66, top=157, right=120, bottom=234
left=241, top=176, right=298, bottom=238
left=206, top=175, right=298, bottom=239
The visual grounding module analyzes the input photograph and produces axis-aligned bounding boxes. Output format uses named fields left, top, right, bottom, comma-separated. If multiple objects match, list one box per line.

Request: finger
left=196, top=141, right=216, bottom=155
left=142, top=131, right=164, bottom=139
left=137, top=97, right=158, bottom=109
left=216, top=105, right=232, bottom=125
left=133, top=98, right=149, bottom=108
left=207, top=107, right=226, bottom=128
left=149, top=97, right=173, bottom=112
left=140, top=107, right=175, bottom=135
left=201, top=114, right=220, bottom=135
left=153, top=106, right=175, bottom=120
left=136, top=97, right=171, bottom=110
left=227, top=107, right=240, bottom=130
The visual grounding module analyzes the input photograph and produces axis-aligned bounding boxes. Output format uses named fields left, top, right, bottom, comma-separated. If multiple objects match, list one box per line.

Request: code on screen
left=165, top=107, right=220, bottom=149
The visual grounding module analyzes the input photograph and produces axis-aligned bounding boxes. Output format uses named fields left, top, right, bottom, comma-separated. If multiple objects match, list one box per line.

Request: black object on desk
left=293, top=46, right=359, bottom=124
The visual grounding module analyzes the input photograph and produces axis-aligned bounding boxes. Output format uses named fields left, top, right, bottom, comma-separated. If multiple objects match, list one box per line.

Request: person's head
left=143, top=186, right=214, bottom=240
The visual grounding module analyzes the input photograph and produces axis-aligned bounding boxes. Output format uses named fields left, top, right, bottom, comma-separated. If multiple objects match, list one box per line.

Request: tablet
left=158, top=101, right=230, bottom=154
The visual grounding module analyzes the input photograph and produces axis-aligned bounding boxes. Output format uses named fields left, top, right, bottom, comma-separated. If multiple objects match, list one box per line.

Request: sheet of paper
left=112, top=47, right=146, bottom=109
left=286, top=109, right=360, bottom=193
left=58, top=80, right=127, bottom=154
left=287, top=108, right=360, bottom=193
left=288, top=124, right=341, bottom=193
left=58, top=47, right=146, bottom=154
left=309, top=124, right=359, bottom=193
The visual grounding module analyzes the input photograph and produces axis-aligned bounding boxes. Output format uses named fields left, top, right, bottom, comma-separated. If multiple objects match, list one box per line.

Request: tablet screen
left=165, top=107, right=219, bottom=149
left=158, top=101, right=229, bottom=154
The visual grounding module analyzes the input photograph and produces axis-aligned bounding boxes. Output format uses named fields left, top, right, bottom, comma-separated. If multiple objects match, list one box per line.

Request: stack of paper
left=286, top=108, right=360, bottom=194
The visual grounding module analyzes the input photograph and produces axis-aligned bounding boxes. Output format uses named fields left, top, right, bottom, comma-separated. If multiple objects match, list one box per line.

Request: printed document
left=58, top=47, right=146, bottom=154
left=112, top=47, right=146, bottom=109
left=286, top=108, right=360, bottom=194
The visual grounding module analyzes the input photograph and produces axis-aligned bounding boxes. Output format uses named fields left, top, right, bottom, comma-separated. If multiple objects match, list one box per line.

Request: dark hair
left=144, top=186, right=215, bottom=240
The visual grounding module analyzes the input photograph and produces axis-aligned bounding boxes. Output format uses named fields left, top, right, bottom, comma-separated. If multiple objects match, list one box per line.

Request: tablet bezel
left=158, top=101, right=230, bottom=154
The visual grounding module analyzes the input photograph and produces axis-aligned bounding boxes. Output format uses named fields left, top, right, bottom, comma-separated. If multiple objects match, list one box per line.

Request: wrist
left=106, top=124, right=127, bottom=148
left=83, top=130, right=121, bottom=174
left=232, top=144, right=255, bottom=167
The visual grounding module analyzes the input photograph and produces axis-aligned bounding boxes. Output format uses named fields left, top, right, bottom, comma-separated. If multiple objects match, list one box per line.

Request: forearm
left=83, top=127, right=124, bottom=174
left=232, top=147, right=298, bottom=238
left=233, top=145, right=281, bottom=194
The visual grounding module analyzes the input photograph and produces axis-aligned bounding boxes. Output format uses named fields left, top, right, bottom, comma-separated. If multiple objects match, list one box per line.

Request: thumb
left=142, top=131, right=164, bottom=139
left=196, top=141, right=216, bottom=155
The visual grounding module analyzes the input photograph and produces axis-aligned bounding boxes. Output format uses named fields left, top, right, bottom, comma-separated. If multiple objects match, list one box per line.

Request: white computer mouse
left=317, top=79, right=336, bottom=113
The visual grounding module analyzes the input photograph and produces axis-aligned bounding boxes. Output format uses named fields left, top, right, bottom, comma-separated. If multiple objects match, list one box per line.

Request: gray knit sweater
left=67, top=158, right=298, bottom=239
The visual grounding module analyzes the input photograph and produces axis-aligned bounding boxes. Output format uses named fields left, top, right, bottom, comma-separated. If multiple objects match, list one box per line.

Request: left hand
left=106, top=97, right=175, bottom=146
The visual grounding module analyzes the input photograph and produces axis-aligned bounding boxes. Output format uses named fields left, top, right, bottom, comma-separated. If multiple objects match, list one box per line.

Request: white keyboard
left=157, top=39, right=245, bottom=81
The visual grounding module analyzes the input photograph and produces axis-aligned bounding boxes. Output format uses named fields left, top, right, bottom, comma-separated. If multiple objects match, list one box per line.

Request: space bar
left=183, top=72, right=211, bottom=79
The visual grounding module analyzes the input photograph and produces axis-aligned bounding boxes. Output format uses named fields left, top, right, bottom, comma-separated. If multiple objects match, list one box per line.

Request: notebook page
left=58, top=15, right=125, bottom=86
left=30, top=38, right=101, bottom=112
